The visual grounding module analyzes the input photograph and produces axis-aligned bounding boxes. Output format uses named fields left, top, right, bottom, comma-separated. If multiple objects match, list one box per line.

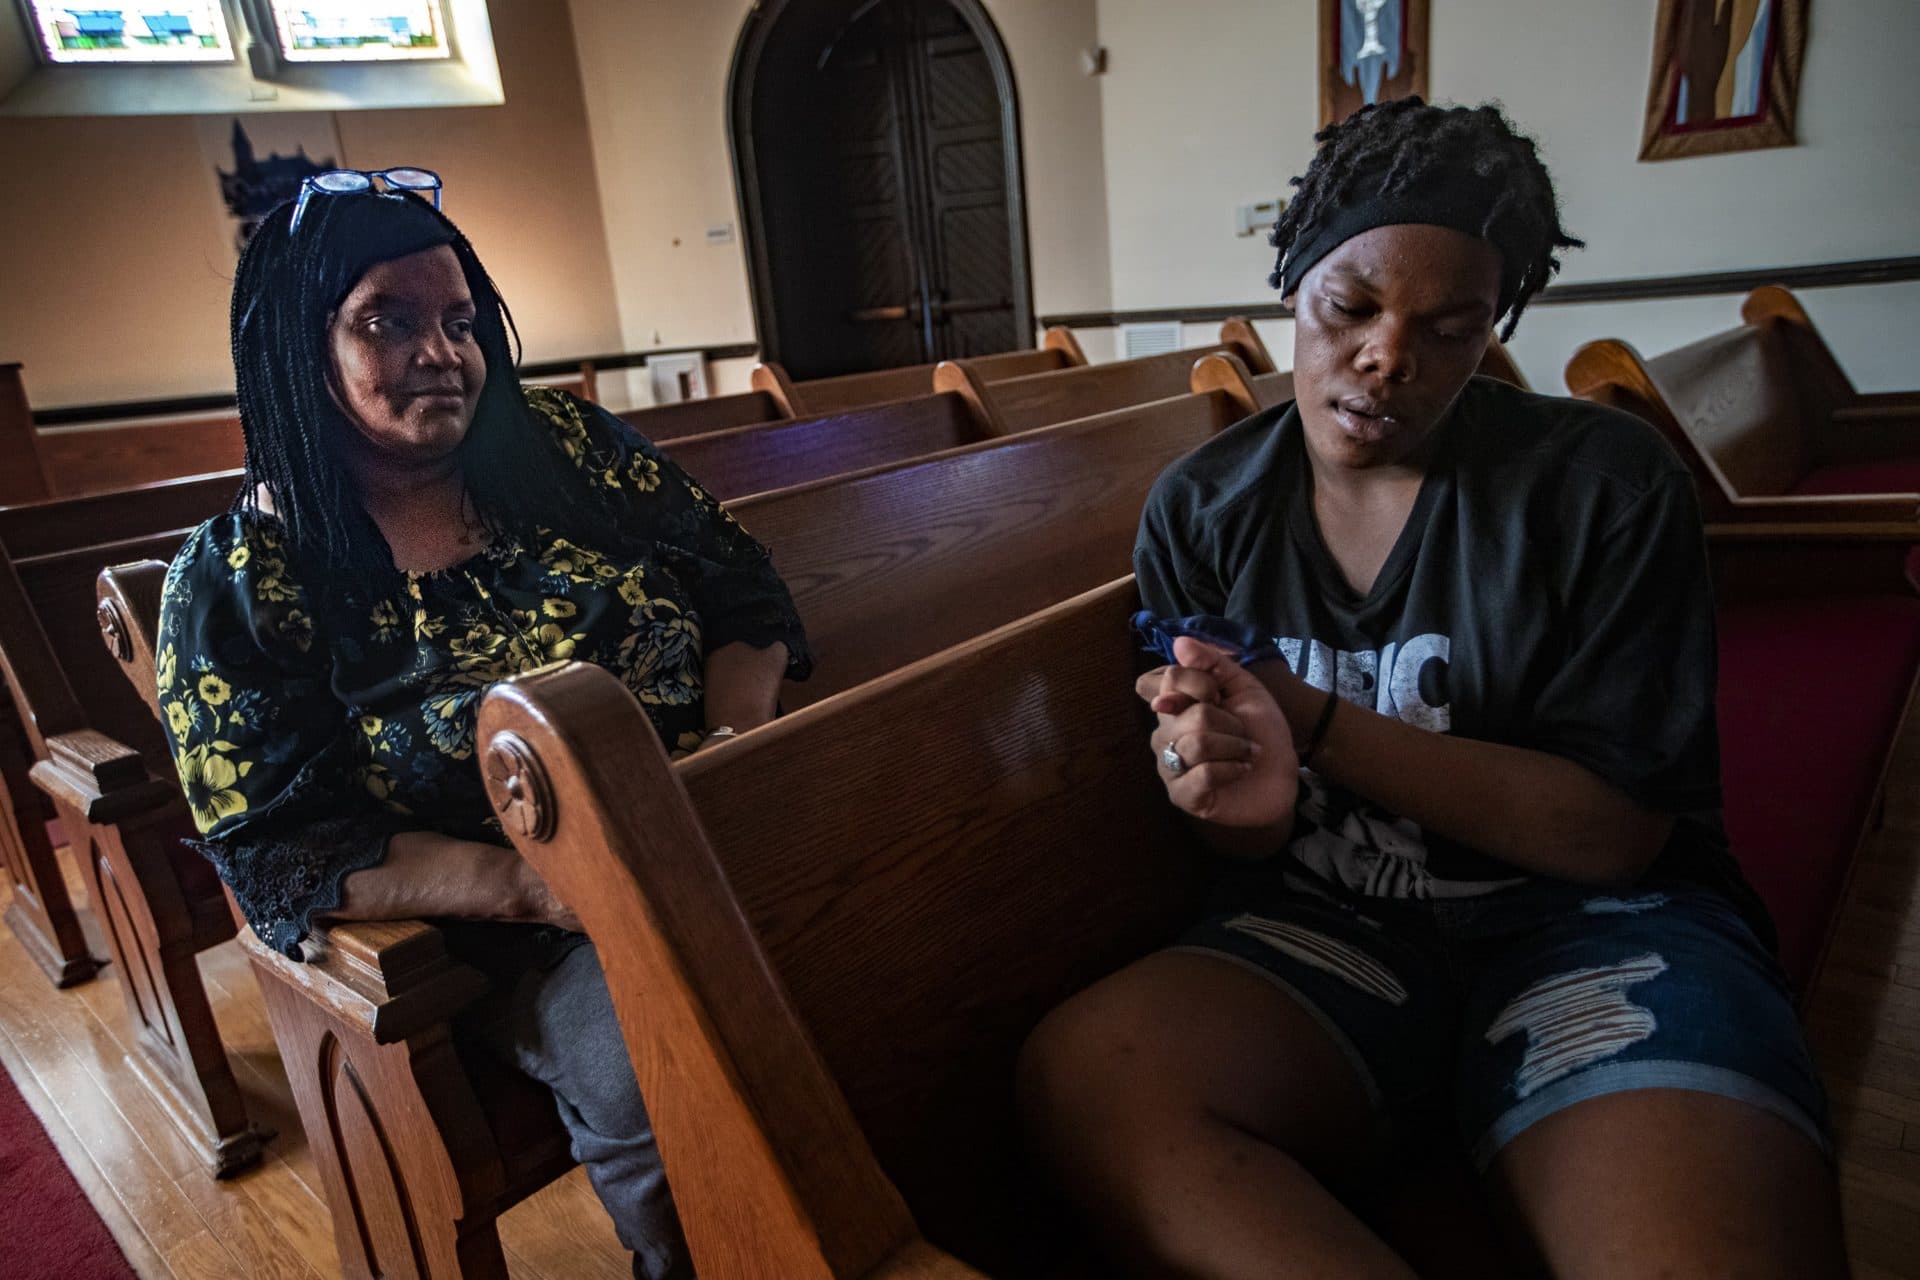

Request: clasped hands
left=1136, top=636, right=1301, bottom=829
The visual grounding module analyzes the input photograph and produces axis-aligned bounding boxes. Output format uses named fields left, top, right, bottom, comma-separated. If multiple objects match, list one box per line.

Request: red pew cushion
left=1788, top=461, right=1920, bottom=497
left=1715, top=593, right=1920, bottom=989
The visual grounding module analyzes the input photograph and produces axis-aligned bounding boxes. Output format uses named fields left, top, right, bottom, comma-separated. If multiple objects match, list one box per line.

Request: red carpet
left=0, top=1059, right=137, bottom=1280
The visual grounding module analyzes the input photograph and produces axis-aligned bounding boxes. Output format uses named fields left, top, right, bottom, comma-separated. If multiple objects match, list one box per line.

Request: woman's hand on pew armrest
left=699, top=640, right=790, bottom=737
left=331, top=830, right=583, bottom=933
left=1137, top=637, right=1298, bottom=859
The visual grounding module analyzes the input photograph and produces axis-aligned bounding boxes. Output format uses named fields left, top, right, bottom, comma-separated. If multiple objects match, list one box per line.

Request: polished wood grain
left=762, top=337, right=1079, bottom=418
left=1, top=363, right=53, bottom=504
left=1, top=650, right=1918, bottom=1276
left=1565, top=288, right=1920, bottom=527
left=0, top=855, right=630, bottom=1280
left=616, top=389, right=786, bottom=443
left=479, top=580, right=1203, bottom=1275
left=0, top=524, right=261, bottom=1175
left=942, top=342, right=1238, bottom=435
left=0, top=472, right=241, bottom=562
left=663, top=392, right=988, bottom=501
left=733, top=388, right=1241, bottom=709
left=34, top=418, right=247, bottom=499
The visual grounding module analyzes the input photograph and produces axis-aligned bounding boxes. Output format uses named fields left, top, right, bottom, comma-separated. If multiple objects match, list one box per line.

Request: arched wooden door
left=730, top=0, right=1034, bottom=380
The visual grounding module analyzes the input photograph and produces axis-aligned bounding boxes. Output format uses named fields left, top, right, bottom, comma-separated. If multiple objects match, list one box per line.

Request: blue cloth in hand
left=1130, top=611, right=1293, bottom=668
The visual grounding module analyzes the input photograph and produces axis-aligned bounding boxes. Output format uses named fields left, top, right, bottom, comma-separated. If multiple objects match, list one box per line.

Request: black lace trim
left=192, top=810, right=408, bottom=959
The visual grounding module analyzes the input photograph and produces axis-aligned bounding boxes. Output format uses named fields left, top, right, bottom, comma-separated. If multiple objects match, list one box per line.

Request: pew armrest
left=1818, top=406, right=1920, bottom=468
left=1708, top=522, right=1920, bottom=603
left=1724, top=492, right=1920, bottom=523
left=1852, top=391, right=1920, bottom=414
left=865, top=1240, right=988, bottom=1279
left=238, top=916, right=491, bottom=1046
left=29, top=728, right=177, bottom=822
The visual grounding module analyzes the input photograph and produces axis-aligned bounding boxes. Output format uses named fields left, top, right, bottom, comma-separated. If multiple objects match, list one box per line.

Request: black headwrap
left=1275, top=162, right=1527, bottom=316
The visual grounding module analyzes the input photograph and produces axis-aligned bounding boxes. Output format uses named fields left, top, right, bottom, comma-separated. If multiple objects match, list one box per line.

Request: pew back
left=664, top=392, right=986, bottom=501
left=480, top=577, right=1201, bottom=1275
left=762, top=346, right=1075, bottom=418
left=942, top=343, right=1242, bottom=435
left=618, top=389, right=787, bottom=442
left=733, top=389, right=1241, bottom=707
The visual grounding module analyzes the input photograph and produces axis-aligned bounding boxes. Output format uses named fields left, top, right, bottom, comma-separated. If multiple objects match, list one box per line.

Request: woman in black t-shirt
left=1019, top=100, right=1844, bottom=1279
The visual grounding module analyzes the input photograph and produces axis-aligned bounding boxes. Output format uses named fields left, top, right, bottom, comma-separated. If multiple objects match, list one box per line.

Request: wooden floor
left=2, top=695, right=1919, bottom=1279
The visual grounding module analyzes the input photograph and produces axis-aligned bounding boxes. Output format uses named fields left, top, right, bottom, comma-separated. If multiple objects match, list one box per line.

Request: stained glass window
left=269, top=1, right=449, bottom=62
left=24, top=3, right=235, bottom=63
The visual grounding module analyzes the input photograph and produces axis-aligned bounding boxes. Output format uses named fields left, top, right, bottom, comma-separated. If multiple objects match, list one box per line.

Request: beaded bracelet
left=1298, top=689, right=1340, bottom=769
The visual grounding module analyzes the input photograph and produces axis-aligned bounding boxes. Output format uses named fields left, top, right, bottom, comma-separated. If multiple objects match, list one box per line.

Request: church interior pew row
left=1563, top=292, right=1920, bottom=530
left=0, top=469, right=245, bottom=993
left=475, top=577, right=1515, bottom=1277
left=662, top=333, right=1270, bottom=502
left=0, top=356, right=1236, bottom=1008
left=935, top=317, right=1277, bottom=436
left=80, top=383, right=1240, bottom=1274
left=752, top=324, right=1088, bottom=418
left=477, top=504, right=1920, bottom=1274
left=735, top=385, right=1245, bottom=706
left=0, top=366, right=594, bottom=503
left=0, top=541, right=268, bottom=1177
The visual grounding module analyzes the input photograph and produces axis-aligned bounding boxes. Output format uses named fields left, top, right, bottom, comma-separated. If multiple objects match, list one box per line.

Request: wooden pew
left=89, top=386, right=1239, bottom=1276
left=7, top=368, right=596, bottom=500
left=1741, top=285, right=1920, bottom=425
left=753, top=326, right=1088, bottom=417
left=476, top=579, right=1192, bottom=1277
left=473, top=575, right=1521, bottom=1277
left=937, top=318, right=1276, bottom=436
left=616, top=388, right=788, bottom=443
left=0, top=471, right=244, bottom=991
left=736, top=386, right=1244, bottom=707
left=1564, top=310, right=1920, bottom=528
left=2, top=533, right=269, bottom=1176
left=471, top=541, right=1920, bottom=1276
left=662, top=392, right=992, bottom=501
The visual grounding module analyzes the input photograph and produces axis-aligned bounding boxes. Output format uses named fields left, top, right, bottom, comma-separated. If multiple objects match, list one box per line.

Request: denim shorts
left=1175, top=872, right=1830, bottom=1168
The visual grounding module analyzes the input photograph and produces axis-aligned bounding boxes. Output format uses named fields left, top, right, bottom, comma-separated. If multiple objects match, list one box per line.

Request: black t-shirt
left=1136, top=376, right=1754, bottom=911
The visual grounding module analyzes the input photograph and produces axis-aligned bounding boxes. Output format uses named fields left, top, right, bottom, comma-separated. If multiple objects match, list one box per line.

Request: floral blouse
left=158, top=387, right=810, bottom=957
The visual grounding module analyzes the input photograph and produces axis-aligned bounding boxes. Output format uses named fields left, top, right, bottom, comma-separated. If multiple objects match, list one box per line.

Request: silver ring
left=1160, top=743, right=1187, bottom=776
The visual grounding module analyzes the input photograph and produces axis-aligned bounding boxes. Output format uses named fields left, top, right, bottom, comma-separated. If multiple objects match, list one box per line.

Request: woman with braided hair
left=1020, top=100, right=1844, bottom=1277
left=159, top=178, right=811, bottom=1279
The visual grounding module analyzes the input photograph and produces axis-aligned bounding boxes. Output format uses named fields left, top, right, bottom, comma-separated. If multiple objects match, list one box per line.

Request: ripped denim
left=1175, top=874, right=1828, bottom=1168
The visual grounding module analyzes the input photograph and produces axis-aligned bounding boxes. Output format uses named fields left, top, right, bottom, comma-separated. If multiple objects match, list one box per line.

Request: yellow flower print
left=449, top=624, right=506, bottom=674
left=280, top=608, right=315, bottom=653
left=155, top=644, right=177, bottom=691
left=617, top=572, right=649, bottom=607
left=370, top=599, right=402, bottom=642
left=197, top=674, right=232, bottom=706
left=359, top=715, right=383, bottom=736
left=669, top=730, right=705, bottom=760
left=253, top=555, right=298, bottom=604
left=227, top=545, right=251, bottom=570
left=413, top=606, right=448, bottom=640
left=178, top=745, right=249, bottom=833
left=542, top=598, right=577, bottom=620
left=626, top=453, right=662, bottom=493
left=362, top=763, right=394, bottom=801
left=165, top=700, right=192, bottom=742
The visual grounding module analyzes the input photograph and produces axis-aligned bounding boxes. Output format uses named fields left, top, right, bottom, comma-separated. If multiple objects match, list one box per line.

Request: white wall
left=1094, top=0, right=1920, bottom=391
left=566, top=0, right=1113, bottom=405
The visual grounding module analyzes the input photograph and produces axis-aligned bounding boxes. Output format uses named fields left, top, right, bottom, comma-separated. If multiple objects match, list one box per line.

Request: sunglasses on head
left=288, top=167, right=443, bottom=236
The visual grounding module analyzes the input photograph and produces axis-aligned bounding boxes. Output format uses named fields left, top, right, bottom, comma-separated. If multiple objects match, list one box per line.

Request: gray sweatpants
left=454, top=928, right=694, bottom=1280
